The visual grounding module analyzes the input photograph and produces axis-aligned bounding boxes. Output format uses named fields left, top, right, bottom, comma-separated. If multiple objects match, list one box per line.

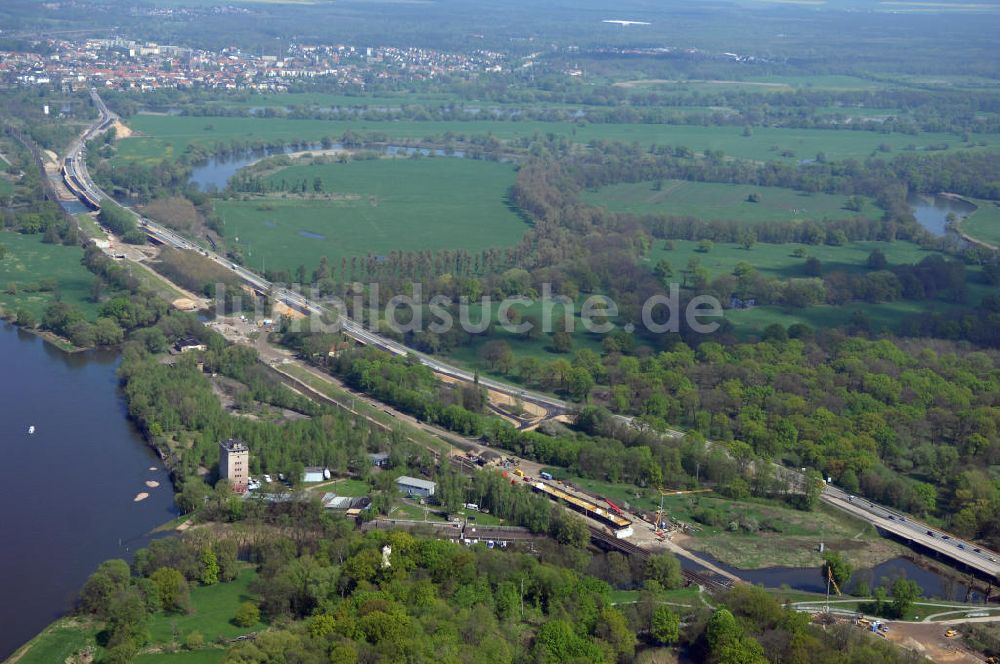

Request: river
left=188, top=143, right=468, bottom=191
left=908, top=192, right=977, bottom=237
left=683, top=551, right=986, bottom=603
left=0, top=324, right=176, bottom=660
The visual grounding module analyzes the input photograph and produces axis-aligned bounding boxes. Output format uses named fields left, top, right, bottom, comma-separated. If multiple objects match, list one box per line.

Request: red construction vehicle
left=603, top=497, right=625, bottom=516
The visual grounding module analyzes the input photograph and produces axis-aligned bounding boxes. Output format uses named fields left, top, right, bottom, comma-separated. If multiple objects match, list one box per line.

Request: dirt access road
left=883, top=622, right=990, bottom=663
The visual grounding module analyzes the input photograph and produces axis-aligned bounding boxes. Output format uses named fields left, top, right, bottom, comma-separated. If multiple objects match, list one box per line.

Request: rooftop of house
left=220, top=438, right=249, bottom=453
left=395, top=475, right=436, bottom=490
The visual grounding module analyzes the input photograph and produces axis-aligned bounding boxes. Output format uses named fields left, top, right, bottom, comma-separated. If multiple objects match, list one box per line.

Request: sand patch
left=172, top=298, right=199, bottom=311
left=112, top=119, right=133, bottom=139
left=437, top=373, right=547, bottom=419
left=273, top=301, right=306, bottom=319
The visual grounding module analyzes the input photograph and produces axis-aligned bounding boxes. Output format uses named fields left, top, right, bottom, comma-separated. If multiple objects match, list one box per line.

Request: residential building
left=219, top=439, right=249, bottom=492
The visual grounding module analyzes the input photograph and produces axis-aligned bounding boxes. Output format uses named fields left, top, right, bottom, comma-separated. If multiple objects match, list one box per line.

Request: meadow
left=441, top=298, right=609, bottom=381
left=146, top=568, right=264, bottom=645
left=198, top=91, right=730, bottom=116
left=214, top=157, right=528, bottom=273
left=582, top=179, right=881, bottom=224
left=10, top=569, right=261, bottom=664
left=115, top=113, right=1000, bottom=165
left=962, top=198, right=1000, bottom=248
left=0, top=176, right=14, bottom=198
left=205, top=91, right=464, bottom=109
left=644, top=238, right=946, bottom=281
left=136, top=651, right=225, bottom=663
left=7, top=619, right=99, bottom=664
left=643, top=239, right=990, bottom=336
left=0, top=231, right=100, bottom=321
left=424, top=238, right=987, bottom=374
left=611, top=74, right=885, bottom=93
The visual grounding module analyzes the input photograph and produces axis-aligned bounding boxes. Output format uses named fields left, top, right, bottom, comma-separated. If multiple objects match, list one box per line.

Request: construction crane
left=601, top=496, right=626, bottom=517
left=659, top=488, right=712, bottom=496
left=653, top=487, right=712, bottom=531
left=825, top=563, right=842, bottom=613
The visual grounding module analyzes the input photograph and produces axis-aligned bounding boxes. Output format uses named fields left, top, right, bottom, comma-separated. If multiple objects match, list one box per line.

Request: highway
left=64, top=91, right=1000, bottom=581
left=822, top=485, right=1000, bottom=579
left=63, top=90, right=576, bottom=415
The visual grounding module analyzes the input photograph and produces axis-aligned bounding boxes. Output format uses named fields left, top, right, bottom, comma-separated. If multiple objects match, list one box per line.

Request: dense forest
left=72, top=508, right=928, bottom=663
left=281, top=321, right=1000, bottom=547
left=117, top=84, right=1000, bottom=139
left=118, top=340, right=408, bottom=490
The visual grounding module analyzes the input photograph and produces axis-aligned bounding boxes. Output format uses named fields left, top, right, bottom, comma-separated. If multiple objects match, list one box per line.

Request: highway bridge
left=822, top=485, right=1000, bottom=580
left=64, top=91, right=1000, bottom=581
left=63, top=90, right=574, bottom=418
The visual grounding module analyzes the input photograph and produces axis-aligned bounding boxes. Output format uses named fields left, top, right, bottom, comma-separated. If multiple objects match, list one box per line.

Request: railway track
left=588, top=528, right=734, bottom=593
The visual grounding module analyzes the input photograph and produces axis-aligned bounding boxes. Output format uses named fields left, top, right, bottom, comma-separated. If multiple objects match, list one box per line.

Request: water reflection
left=687, top=550, right=987, bottom=602
left=0, top=324, right=177, bottom=659
left=908, top=193, right=977, bottom=237
left=188, top=143, right=470, bottom=191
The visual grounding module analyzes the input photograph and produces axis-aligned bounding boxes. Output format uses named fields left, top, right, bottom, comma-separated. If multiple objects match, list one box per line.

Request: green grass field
left=136, top=650, right=226, bottom=664
left=116, top=113, right=998, bottom=165
left=463, top=510, right=504, bottom=526
left=583, top=179, right=881, bottom=224
left=645, top=239, right=944, bottom=281
left=208, top=91, right=463, bottom=109
left=435, top=297, right=609, bottom=381
left=431, top=235, right=984, bottom=372
left=200, top=92, right=730, bottom=117
left=7, top=570, right=259, bottom=664
left=644, top=239, right=988, bottom=335
left=961, top=198, right=1000, bottom=247
left=609, top=586, right=703, bottom=608
left=325, top=478, right=370, bottom=496
left=390, top=503, right=448, bottom=522
left=215, top=158, right=528, bottom=273
left=7, top=618, right=98, bottom=664
left=563, top=476, right=896, bottom=568
left=725, top=300, right=929, bottom=335
left=73, top=212, right=108, bottom=240
left=613, top=74, right=884, bottom=93
left=147, top=568, right=264, bottom=645
left=0, top=231, right=100, bottom=321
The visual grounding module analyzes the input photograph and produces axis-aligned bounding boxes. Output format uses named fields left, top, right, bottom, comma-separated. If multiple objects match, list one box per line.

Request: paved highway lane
left=67, top=91, right=1000, bottom=579
left=822, top=486, right=1000, bottom=578
left=67, top=91, right=576, bottom=415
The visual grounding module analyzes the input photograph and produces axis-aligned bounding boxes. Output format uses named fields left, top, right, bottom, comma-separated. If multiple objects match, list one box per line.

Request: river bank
left=0, top=323, right=178, bottom=661
left=0, top=310, right=82, bottom=352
